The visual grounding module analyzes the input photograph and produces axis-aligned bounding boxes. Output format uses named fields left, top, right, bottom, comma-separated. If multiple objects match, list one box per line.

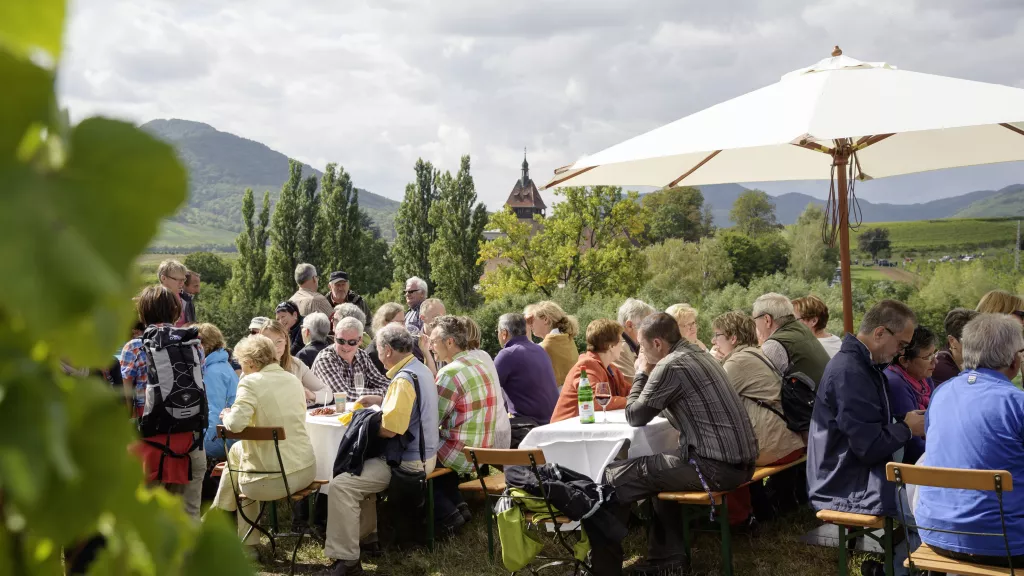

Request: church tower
left=503, top=150, right=546, bottom=221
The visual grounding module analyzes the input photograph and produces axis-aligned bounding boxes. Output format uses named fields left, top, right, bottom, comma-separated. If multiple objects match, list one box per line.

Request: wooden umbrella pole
left=835, top=144, right=855, bottom=335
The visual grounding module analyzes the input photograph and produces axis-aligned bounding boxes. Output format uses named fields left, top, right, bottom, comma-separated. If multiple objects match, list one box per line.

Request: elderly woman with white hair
left=752, top=292, right=831, bottom=385
left=211, top=334, right=316, bottom=552
left=666, top=303, right=708, bottom=351
left=296, top=312, right=332, bottom=368
left=915, top=313, right=1024, bottom=567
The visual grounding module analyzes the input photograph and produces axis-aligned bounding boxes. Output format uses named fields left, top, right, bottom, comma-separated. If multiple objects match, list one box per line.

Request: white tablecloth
left=304, top=403, right=357, bottom=493
left=519, top=409, right=678, bottom=482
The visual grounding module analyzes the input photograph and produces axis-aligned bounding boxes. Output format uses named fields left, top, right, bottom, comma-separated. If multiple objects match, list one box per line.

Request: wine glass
left=594, top=381, right=612, bottom=423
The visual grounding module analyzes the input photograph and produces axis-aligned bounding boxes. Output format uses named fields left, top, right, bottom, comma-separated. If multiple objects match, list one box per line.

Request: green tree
left=641, top=186, right=710, bottom=243
left=184, top=251, right=232, bottom=286
left=718, top=230, right=790, bottom=286
left=230, top=188, right=271, bottom=307
left=787, top=204, right=838, bottom=282
left=315, top=163, right=357, bottom=274
left=296, top=174, right=319, bottom=266
left=266, top=159, right=305, bottom=302
left=352, top=212, right=394, bottom=297
left=641, top=237, right=733, bottom=306
left=479, top=186, right=647, bottom=299
left=428, top=155, right=488, bottom=308
left=730, top=189, right=778, bottom=237
left=0, top=5, right=251, bottom=573
left=392, top=159, right=439, bottom=284
left=858, top=227, right=891, bottom=260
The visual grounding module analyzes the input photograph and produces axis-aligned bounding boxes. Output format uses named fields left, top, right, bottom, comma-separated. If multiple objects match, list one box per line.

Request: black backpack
left=139, top=325, right=208, bottom=439
left=744, top=350, right=817, bottom=433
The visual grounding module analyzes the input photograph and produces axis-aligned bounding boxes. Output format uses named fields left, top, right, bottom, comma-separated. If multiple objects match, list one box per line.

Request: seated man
left=916, top=313, right=1024, bottom=566
left=807, top=300, right=925, bottom=518
left=311, top=317, right=389, bottom=399
left=932, top=308, right=978, bottom=386
left=324, top=324, right=439, bottom=576
left=494, top=312, right=559, bottom=425
left=428, top=315, right=505, bottom=532
left=602, top=313, right=758, bottom=574
left=753, top=292, right=832, bottom=386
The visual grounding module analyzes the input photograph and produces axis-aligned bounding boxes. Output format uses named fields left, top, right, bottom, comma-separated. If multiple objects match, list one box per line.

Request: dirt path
left=880, top=267, right=918, bottom=283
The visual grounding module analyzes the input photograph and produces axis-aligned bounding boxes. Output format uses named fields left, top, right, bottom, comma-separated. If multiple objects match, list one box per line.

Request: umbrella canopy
left=546, top=48, right=1024, bottom=332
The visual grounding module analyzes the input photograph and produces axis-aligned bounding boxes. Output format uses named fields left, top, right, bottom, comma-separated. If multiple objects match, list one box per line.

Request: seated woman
left=524, top=301, right=579, bottom=388
left=210, top=334, right=317, bottom=550
left=885, top=326, right=937, bottom=465
left=366, top=302, right=405, bottom=375
left=275, top=300, right=305, bottom=356
left=976, top=289, right=1024, bottom=325
left=792, top=295, right=842, bottom=358
left=550, top=319, right=630, bottom=423
left=260, top=319, right=328, bottom=405
left=198, top=323, right=239, bottom=461
left=296, top=312, right=331, bottom=368
left=666, top=303, right=708, bottom=351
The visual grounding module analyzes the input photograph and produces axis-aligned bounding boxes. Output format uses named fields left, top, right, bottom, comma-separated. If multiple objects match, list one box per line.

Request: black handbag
left=387, top=370, right=428, bottom=512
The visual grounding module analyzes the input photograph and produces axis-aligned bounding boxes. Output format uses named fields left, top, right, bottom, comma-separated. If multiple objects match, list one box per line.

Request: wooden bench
left=815, top=509, right=893, bottom=576
left=655, top=455, right=807, bottom=576
left=886, top=462, right=1016, bottom=576
left=458, top=473, right=506, bottom=494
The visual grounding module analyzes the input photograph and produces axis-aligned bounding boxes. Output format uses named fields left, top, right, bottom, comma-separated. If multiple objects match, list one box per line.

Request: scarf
left=891, top=364, right=933, bottom=410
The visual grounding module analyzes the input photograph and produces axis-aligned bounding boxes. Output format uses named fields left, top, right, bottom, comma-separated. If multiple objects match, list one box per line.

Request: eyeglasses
left=712, top=332, right=725, bottom=340
left=166, top=275, right=185, bottom=283
left=884, top=327, right=912, bottom=351
left=337, top=338, right=360, bottom=346
left=753, top=313, right=768, bottom=321
left=404, top=289, right=421, bottom=295
left=914, top=351, right=938, bottom=362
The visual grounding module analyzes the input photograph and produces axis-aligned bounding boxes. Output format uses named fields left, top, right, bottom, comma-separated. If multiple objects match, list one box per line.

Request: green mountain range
left=143, top=119, right=401, bottom=249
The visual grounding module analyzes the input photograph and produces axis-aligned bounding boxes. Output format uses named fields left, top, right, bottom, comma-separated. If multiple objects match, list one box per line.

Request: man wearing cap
left=289, top=263, right=334, bottom=317
left=248, top=317, right=270, bottom=334
left=327, top=271, right=370, bottom=322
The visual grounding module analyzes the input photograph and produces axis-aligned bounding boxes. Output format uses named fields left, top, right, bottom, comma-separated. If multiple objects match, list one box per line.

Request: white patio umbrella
left=544, top=47, right=1024, bottom=333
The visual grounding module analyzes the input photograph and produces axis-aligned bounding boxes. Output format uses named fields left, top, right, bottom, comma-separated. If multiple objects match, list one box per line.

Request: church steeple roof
left=505, top=149, right=546, bottom=212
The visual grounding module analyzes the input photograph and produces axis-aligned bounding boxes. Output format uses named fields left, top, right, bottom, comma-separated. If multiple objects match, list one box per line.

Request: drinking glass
left=353, top=371, right=366, bottom=399
left=594, top=381, right=612, bottom=423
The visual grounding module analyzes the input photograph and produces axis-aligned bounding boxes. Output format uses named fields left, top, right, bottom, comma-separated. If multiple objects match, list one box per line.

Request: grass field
left=153, top=220, right=239, bottom=249
left=246, top=499, right=875, bottom=576
left=849, top=217, right=1019, bottom=255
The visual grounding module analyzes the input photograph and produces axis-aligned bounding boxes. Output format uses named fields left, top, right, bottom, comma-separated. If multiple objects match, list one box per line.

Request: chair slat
left=886, top=463, right=1014, bottom=492
left=461, top=447, right=546, bottom=466
left=216, top=425, right=287, bottom=441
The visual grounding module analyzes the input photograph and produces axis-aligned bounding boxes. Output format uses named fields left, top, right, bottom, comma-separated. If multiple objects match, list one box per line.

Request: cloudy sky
left=59, top=0, right=1024, bottom=209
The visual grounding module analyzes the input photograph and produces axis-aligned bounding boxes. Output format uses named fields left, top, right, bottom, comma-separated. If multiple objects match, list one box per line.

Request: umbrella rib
left=545, top=165, right=597, bottom=189
left=791, top=141, right=834, bottom=155
left=667, top=150, right=721, bottom=187
left=854, top=133, right=895, bottom=150
left=1002, top=123, right=1024, bottom=138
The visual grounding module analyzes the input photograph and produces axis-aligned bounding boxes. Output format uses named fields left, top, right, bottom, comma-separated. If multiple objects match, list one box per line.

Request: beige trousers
left=324, top=456, right=436, bottom=561
left=154, top=448, right=207, bottom=522
left=212, top=442, right=318, bottom=544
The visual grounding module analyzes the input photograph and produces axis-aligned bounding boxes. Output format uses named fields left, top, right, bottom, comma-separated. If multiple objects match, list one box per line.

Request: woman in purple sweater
left=885, top=326, right=938, bottom=464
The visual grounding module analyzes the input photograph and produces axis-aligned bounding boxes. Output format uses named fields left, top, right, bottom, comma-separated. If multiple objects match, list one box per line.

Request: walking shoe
left=322, top=559, right=365, bottom=576
left=457, top=502, right=472, bottom=523
left=434, top=509, right=467, bottom=538
left=626, top=557, right=689, bottom=575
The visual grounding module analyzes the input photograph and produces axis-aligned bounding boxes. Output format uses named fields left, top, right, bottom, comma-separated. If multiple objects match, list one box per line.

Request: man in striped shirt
left=603, top=313, right=757, bottom=574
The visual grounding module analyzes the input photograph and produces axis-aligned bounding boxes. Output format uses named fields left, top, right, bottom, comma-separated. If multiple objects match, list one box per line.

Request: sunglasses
left=404, top=289, right=421, bottom=295
left=337, top=338, right=361, bottom=346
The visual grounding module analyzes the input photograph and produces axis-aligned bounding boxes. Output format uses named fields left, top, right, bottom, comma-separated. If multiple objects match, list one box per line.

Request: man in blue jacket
left=807, top=299, right=925, bottom=518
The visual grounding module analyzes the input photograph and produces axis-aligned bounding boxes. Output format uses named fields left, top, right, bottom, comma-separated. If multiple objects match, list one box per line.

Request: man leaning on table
left=323, top=324, right=439, bottom=576
left=602, top=313, right=757, bottom=575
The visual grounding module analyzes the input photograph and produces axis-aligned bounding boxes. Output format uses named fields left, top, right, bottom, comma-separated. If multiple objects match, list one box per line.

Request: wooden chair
left=463, top=447, right=589, bottom=575
left=887, top=462, right=1017, bottom=575
left=657, top=455, right=807, bottom=576
left=217, top=425, right=329, bottom=575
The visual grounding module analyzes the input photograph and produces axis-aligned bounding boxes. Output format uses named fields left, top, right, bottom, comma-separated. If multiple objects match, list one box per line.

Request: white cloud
left=58, top=0, right=1024, bottom=209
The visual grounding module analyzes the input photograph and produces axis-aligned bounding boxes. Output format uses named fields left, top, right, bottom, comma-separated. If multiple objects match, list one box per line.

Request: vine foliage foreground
left=0, top=2, right=252, bottom=574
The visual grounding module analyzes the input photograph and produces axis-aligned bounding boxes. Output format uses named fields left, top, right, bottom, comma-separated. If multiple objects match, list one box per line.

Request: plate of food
left=309, top=406, right=336, bottom=417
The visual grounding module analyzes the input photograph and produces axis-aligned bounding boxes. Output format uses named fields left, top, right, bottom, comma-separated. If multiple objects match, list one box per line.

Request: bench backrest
left=461, top=447, right=546, bottom=467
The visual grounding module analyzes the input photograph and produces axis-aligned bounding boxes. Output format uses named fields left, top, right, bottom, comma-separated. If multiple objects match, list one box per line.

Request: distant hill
left=142, top=119, right=401, bottom=247
left=698, top=183, right=1016, bottom=226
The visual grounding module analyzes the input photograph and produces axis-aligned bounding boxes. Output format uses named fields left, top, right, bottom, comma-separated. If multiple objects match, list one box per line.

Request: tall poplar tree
left=315, top=163, right=357, bottom=274
left=266, top=159, right=305, bottom=302
left=230, top=187, right=271, bottom=306
left=296, top=174, right=319, bottom=267
left=392, top=159, right=438, bottom=284
left=428, top=155, right=487, bottom=308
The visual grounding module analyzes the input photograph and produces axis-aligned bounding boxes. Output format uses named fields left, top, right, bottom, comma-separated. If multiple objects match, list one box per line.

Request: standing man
left=327, top=271, right=371, bottom=322
left=807, top=300, right=924, bottom=520
left=157, top=259, right=188, bottom=327
left=181, top=270, right=200, bottom=324
left=289, top=263, right=333, bottom=318
left=602, top=313, right=757, bottom=574
left=403, top=276, right=429, bottom=335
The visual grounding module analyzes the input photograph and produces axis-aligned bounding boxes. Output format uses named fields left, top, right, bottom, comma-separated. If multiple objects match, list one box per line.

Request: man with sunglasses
left=403, top=276, right=429, bottom=334
left=807, top=300, right=924, bottom=533
left=311, top=317, right=389, bottom=400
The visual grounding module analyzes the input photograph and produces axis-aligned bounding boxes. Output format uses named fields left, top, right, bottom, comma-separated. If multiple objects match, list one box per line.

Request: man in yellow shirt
left=323, top=324, right=439, bottom=576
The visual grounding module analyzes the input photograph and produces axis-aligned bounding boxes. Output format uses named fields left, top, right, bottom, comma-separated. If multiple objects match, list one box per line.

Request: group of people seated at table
left=119, top=258, right=1024, bottom=575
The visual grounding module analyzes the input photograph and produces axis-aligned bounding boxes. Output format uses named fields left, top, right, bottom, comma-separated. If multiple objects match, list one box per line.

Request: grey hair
left=431, top=315, right=468, bottom=350
left=406, top=276, right=429, bottom=297
left=302, top=312, right=331, bottom=343
left=421, top=298, right=445, bottom=318
left=376, top=323, right=415, bottom=354
left=752, top=293, right=795, bottom=323
left=335, top=316, right=364, bottom=336
left=618, top=298, right=656, bottom=326
left=294, top=262, right=317, bottom=286
left=372, top=302, right=405, bottom=333
left=157, top=259, right=186, bottom=279
left=858, top=299, right=916, bottom=336
left=498, top=313, right=527, bottom=338
left=962, top=313, right=1024, bottom=371
left=333, top=303, right=367, bottom=326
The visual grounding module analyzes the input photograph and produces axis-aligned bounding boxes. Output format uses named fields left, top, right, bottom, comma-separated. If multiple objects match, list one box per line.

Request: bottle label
left=579, top=401, right=595, bottom=423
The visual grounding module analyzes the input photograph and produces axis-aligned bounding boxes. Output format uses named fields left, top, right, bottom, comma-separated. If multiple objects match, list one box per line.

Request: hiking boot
left=434, top=509, right=467, bottom=538
left=457, top=502, right=472, bottom=523
left=322, top=559, right=365, bottom=576
left=359, top=541, right=382, bottom=557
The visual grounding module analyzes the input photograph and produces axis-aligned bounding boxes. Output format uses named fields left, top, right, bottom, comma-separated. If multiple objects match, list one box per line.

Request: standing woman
left=260, top=320, right=327, bottom=405
left=524, top=301, right=579, bottom=388
left=211, top=334, right=316, bottom=552
left=197, top=323, right=239, bottom=461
